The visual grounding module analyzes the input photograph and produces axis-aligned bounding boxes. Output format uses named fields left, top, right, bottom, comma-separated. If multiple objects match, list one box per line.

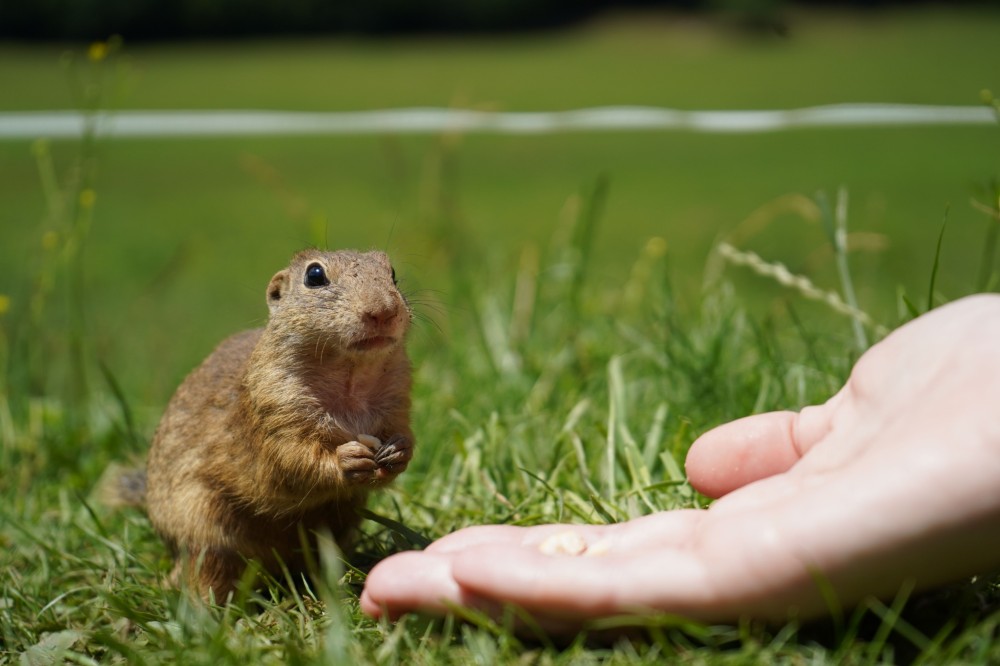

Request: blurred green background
left=1, top=5, right=998, bottom=414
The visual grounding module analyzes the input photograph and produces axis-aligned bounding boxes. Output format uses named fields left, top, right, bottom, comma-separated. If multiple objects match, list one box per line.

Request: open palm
left=361, top=295, right=1000, bottom=634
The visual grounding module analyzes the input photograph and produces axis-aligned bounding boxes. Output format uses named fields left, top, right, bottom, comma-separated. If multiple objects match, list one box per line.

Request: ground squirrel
left=134, top=249, right=413, bottom=600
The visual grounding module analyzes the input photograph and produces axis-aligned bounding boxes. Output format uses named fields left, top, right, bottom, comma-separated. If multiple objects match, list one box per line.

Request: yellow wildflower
left=88, top=41, right=108, bottom=62
left=645, top=236, right=668, bottom=258
left=79, top=189, right=97, bottom=209
left=42, top=230, right=59, bottom=250
left=0, top=295, right=9, bottom=316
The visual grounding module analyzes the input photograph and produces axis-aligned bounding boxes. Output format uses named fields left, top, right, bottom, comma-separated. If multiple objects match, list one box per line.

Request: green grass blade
left=927, top=208, right=949, bottom=312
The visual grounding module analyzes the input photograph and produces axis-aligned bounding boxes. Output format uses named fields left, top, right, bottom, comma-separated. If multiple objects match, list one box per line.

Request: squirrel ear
left=266, top=270, right=289, bottom=311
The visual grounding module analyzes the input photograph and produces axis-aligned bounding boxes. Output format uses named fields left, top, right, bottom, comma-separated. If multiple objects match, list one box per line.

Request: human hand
left=360, top=295, right=1000, bottom=633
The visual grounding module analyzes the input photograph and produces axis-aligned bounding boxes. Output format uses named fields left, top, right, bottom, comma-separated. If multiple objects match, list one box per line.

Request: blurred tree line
left=0, top=0, right=990, bottom=40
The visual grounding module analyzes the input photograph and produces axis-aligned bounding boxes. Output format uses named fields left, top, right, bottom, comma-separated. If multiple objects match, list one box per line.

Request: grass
left=3, top=6, right=1000, bottom=664
left=1, top=7, right=999, bottom=402
left=2, top=7, right=999, bottom=112
left=2, top=126, right=997, bottom=405
left=4, top=199, right=1000, bottom=663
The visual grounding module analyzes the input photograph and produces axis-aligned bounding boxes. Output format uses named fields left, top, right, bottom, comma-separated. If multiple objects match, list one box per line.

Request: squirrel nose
left=364, top=303, right=399, bottom=331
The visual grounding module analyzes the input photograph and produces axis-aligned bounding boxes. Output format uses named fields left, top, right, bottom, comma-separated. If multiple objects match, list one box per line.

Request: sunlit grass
left=3, top=9, right=1000, bottom=663
left=4, top=175, right=1000, bottom=661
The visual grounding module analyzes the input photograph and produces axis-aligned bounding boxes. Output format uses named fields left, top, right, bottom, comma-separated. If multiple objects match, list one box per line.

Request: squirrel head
left=264, top=249, right=410, bottom=357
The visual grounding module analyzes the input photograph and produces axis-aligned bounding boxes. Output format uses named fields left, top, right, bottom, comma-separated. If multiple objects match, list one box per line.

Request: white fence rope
left=0, top=104, right=994, bottom=139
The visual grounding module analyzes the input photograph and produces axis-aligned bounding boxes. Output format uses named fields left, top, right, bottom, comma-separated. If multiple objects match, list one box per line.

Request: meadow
left=2, top=6, right=1000, bottom=663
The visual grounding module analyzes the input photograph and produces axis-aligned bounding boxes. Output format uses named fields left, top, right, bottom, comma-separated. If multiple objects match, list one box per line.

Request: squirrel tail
left=95, top=462, right=148, bottom=509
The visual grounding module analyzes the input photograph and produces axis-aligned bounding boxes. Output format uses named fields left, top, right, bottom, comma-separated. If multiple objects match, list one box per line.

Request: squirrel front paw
left=336, top=435, right=382, bottom=483
left=338, top=434, right=412, bottom=484
left=374, top=433, right=413, bottom=478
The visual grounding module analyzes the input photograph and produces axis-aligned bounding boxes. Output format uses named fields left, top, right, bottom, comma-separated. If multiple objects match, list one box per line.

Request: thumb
left=685, top=396, right=838, bottom=498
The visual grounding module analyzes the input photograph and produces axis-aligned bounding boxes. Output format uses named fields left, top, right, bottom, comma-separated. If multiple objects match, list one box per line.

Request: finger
left=427, top=523, right=605, bottom=553
left=450, top=542, right=714, bottom=620
left=361, top=551, right=468, bottom=619
left=685, top=397, right=839, bottom=498
left=427, top=512, right=703, bottom=556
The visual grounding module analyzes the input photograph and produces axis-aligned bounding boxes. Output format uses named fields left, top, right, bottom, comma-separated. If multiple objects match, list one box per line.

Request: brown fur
left=144, top=249, right=414, bottom=600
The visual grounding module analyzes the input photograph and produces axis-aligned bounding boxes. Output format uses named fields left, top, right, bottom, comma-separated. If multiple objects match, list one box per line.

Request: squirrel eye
left=390, top=266, right=397, bottom=285
left=304, top=263, right=329, bottom=288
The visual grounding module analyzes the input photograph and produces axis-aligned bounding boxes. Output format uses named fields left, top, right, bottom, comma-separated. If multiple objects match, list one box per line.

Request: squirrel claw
left=374, top=434, right=413, bottom=471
